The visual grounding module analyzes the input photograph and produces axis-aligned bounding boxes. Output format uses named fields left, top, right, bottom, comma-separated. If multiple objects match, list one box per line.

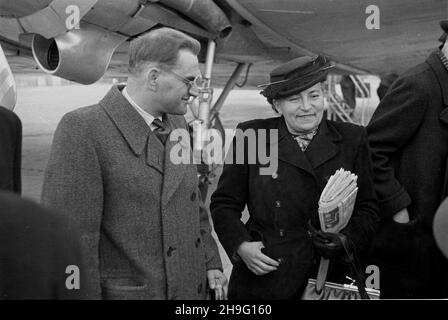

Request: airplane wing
left=0, top=0, right=231, bottom=84
left=225, top=0, right=446, bottom=76
left=1, top=0, right=446, bottom=86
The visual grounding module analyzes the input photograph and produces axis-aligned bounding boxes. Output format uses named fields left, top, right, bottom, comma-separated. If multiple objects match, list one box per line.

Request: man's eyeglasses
left=161, top=68, right=205, bottom=97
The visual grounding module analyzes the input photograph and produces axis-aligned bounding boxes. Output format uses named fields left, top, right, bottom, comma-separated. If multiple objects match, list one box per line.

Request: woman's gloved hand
left=307, top=220, right=353, bottom=259
left=312, top=231, right=349, bottom=259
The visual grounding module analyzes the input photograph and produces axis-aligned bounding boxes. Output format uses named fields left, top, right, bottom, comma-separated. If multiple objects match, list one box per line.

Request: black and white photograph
left=0, top=0, right=448, bottom=308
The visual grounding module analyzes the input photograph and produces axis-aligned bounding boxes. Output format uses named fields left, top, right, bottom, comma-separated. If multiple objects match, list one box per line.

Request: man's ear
left=146, top=68, right=160, bottom=91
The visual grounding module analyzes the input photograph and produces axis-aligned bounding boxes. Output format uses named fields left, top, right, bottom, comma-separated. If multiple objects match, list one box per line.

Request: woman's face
left=274, top=82, right=325, bottom=134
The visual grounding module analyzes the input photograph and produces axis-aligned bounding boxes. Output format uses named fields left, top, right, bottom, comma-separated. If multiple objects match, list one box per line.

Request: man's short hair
left=128, top=27, right=201, bottom=75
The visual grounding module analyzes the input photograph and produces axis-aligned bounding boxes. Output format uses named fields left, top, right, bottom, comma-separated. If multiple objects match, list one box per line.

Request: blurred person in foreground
left=0, top=106, right=21, bottom=194
left=0, top=192, right=88, bottom=299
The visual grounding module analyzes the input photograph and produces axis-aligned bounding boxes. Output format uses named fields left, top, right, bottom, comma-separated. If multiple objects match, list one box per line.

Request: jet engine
left=31, top=24, right=126, bottom=84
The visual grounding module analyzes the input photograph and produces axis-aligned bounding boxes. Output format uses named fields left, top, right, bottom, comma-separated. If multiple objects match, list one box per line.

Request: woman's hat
left=259, top=55, right=334, bottom=102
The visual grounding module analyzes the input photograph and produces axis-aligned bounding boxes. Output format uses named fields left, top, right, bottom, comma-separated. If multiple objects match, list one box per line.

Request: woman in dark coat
left=210, top=56, right=379, bottom=299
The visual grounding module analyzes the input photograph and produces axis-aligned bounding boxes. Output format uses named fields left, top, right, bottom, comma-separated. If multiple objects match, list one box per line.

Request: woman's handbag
left=301, top=231, right=380, bottom=300
left=302, top=278, right=380, bottom=300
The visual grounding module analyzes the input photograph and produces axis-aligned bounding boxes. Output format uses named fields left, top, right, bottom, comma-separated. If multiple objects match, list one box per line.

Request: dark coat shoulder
left=0, top=192, right=89, bottom=299
left=0, top=107, right=22, bottom=194
left=0, top=106, right=21, bottom=127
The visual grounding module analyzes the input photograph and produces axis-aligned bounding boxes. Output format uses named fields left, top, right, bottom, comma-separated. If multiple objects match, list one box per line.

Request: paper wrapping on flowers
left=318, top=168, right=358, bottom=233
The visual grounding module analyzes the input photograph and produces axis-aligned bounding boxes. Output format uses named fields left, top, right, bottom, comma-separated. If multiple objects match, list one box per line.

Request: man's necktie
left=152, top=118, right=170, bottom=145
left=292, top=129, right=317, bottom=152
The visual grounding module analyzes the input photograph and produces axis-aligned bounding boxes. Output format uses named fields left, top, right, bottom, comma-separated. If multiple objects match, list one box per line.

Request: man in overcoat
left=211, top=56, right=379, bottom=299
left=41, top=28, right=225, bottom=299
left=366, top=20, right=448, bottom=298
left=0, top=106, right=21, bottom=194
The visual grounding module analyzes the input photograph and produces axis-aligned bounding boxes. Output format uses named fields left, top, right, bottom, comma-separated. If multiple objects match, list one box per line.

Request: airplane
left=1, top=0, right=446, bottom=101
left=0, top=0, right=446, bottom=186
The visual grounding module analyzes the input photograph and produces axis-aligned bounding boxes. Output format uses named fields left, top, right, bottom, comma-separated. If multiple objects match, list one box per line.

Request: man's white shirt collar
left=122, top=87, right=161, bottom=131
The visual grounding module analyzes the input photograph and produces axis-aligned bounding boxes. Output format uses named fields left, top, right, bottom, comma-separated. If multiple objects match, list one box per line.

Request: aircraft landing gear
left=188, top=39, right=249, bottom=201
